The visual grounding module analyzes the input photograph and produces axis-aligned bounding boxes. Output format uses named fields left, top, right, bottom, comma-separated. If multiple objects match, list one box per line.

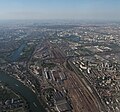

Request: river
left=0, top=72, right=46, bottom=112
left=1, top=43, right=46, bottom=112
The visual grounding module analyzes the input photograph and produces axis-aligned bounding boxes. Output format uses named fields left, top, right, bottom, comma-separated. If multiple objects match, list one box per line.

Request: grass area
left=41, top=62, right=56, bottom=69
left=0, top=52, right=9, bottom=64
left=0, top=83, right=19, bottom=102
left=19, top=44, right=35, bottom=61
left=65, top=61, right=73, bottom=71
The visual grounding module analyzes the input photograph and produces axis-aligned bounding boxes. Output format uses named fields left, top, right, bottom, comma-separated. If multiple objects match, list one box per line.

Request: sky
left=0, top=0, right=120, bottom=21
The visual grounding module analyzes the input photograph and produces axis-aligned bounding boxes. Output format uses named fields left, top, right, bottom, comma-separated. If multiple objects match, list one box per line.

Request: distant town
left=0, top=22, right=120, bottom=112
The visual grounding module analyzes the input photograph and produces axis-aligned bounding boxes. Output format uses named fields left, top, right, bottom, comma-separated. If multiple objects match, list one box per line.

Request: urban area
left=0, top=22, right=120, bottom=112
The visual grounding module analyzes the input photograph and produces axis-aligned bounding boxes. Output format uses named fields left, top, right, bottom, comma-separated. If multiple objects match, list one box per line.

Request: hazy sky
left=0, top=0, right=120, bottom=20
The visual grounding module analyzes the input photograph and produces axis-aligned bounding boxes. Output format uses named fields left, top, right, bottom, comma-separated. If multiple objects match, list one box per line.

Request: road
left=67, top=60, right=107, bottom=112
left=48, top=41, right=103, bottom=112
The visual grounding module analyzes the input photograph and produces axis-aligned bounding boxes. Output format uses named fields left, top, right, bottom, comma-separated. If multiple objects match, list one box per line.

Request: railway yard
left=0, top=24, right=120, bottom=112
left=29, top=39, right=111, bottom=112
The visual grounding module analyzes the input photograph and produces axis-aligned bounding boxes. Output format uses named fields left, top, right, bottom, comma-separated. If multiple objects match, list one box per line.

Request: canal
left=8, top=43, right=26, bottom=62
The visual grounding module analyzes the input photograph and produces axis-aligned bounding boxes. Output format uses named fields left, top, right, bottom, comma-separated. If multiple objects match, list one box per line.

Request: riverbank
left=0, top=71, right=46, bottom=112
